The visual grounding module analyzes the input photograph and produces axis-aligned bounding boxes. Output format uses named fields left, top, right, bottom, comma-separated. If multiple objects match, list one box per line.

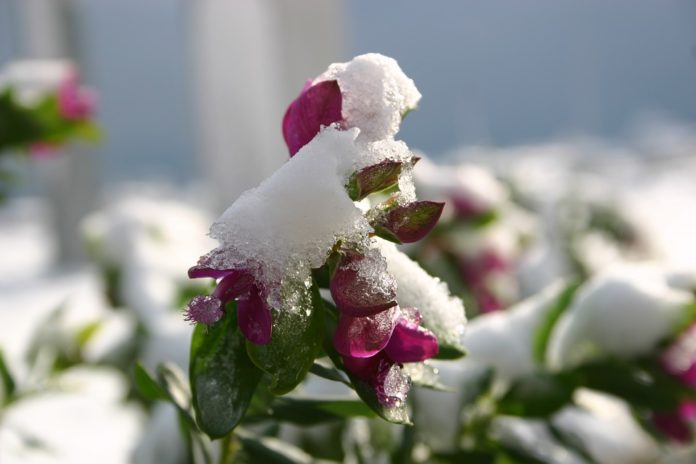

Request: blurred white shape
left=552, top=389, right=660, bottom=464
left=132, top=403, right=187, bottom=464
left=547, top=263, right=694, bottom=370
left=0, top=370, right=144, bottom=464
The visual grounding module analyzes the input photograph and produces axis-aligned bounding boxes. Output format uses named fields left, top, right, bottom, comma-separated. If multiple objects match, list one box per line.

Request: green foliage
left=497, top=371, right=575, bottom=417
left=532, top=281, right=580, bottom=364
left=190, top=309, right=262, bottom=438
left=258, top=397, right=376, bottom=426
left=246, top=284, right=324, bottom=395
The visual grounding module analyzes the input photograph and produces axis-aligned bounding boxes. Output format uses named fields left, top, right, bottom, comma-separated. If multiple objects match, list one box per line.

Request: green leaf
left=261, top=397, right=376, bottom=425
left=133, top=362, right=168, bottom=401
left=434, top=344, right=467, bottom=360
left=246, top=283, right=324, bottom=395
left=0, top=350, right=16, bottom=403
left=532, top=281, right=580, bottom=364
left=309, top=361, right=351, bottom=386
left=236, top=428, right=314, bottom=464
left=497, top=370, right=575, bottom=417
left=672, top=301, right=696, bottom=337
left=346, top=160, right=403, bottom=201
left=190, top=309, right=262, bottom=438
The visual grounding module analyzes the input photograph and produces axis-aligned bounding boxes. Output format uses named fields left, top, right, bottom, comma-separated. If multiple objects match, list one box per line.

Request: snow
left=547, top=263, right=695, bottom=370
left=209, top=128, right=373, bottom=306
left=463, top=281, right=569, bottom=379
left=377, top=239, right=466, bottom=350
left=315, top=53, right=421, bottom=142
left=552, top=389, right=660, bottom=464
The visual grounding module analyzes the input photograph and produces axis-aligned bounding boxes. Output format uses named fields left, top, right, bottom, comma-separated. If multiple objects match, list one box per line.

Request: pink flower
left=185, top=252, right=272, bottom=344
left=329, top=250, right=397, bottom=317
left=57, top=70, right=96, bottom=121
left=651, top=402, right=696, bottom=443
left=337, top=307, right=438, bottom=407
left=282, top=80, right=342, bottom=156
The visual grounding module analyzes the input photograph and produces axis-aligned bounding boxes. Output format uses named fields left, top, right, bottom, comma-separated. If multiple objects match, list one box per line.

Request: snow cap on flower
left=546, top=263, right=695, bottom=370
left=315, top=53, right=421, bottom=142
left=283, top=53, right=421, bottom=156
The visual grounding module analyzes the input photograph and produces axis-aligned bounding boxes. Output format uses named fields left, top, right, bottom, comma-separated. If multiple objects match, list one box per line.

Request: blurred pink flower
left=57, top=70, right=96, bottom=121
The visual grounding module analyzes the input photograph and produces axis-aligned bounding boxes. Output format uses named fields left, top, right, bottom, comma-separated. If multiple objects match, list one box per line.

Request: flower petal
left=330, top=250, right=397, bottom=317
left=212, top=270, right=255, bottom=302
left=373, top=357, right=411, bottom=407
left=188, top=249, right=233, bottom=279
left=282, top=80, right=343, bottom=156
left=237, top=286, right=272, bottom=345
left=184, top=295, right=224, bottom=326
left=384, top=317, right=439, bottom=363
left=334, top=306, right=400, bottom=358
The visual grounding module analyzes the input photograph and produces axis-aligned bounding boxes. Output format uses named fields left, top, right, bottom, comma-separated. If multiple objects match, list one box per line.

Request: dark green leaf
left=0, top=350, right=16, bottom=403
left=498, top=371, right=575, bottom=417
left=236, top=428, right=313, bottom=464
left=133, top=362, right=168, bottom=401
left=190, top=310, right=262, bottom=438
left=532, top=281, right=580, bottom=364
left=309, top=361, right=351, bottom=386
left=260, top=397, right=376, bottom=425
left=246, top=283, right=324, bottom=395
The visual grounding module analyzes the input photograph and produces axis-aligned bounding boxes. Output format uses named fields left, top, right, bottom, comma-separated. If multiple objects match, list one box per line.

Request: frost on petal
left=334, top=306, right=400, bottom=358
left=282, top=80, right=343, bottom=156
left=373, top=357, right=411, bottom=408
left=184, top=295, right=223, bottom=326
left=188, top=249, right=234, bottom=279
left=237, top=286, right=272, bottom=345
left=330, top=248, right=397, bottom=317
left=384, top=318, right=439, bottom=363
left=315, top=53, right=421, bottom=142
left=208, top=128, right=373, bottom=306
left=378, top=239, right=467, bottom=351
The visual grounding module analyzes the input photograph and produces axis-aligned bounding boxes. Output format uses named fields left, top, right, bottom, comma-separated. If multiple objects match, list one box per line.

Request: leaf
left=434, top=344, right=467, bottom=360
left=497, top=370, right=575, bottom=417
left=0, top=350, right=16, bottom=403
left=346, top=160, right=403, bottom=201
left=309, top=361, right=351, bottom=386
left=246, top=283, right=324, bottom=395
left=190, top=309, right=263, bottom=438
left=133, top=362, right=168, bottom=401
left=261, top=397, right=376, bottom=425
left=236, top=428, right=314, bottom=464
left=532, top=281, right=580, bottom=364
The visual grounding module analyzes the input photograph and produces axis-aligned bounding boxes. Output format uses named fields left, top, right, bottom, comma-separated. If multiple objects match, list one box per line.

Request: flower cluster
left=185, top=54, right=457, bottom=406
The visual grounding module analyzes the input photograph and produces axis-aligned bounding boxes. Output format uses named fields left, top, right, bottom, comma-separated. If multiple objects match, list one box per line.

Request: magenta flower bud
left=345, top=160, right=404, bottom=201
left=282, top=79, right=343, bottom=156
left=342, top=353, right=410, bottom=408
left=237, top=285, right=272, bottom=345
left=188, top=249, right=234, bottom=279
left=211, top=270, right=255, bottom=302
left=372, top=201, right=445, bottom=244
left=330, top=251, right=397, bottom=317
left=57, top=70, right=96, bottom=121
left=334, top=305, right=400, bottom=358
left=384, top=314, right=439, bottom=363
left=652, top=407, right=693, bottom=443
left=184, top=295, right=224, bottom=326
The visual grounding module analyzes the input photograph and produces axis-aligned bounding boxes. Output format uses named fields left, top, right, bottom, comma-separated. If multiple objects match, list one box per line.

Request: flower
left=282, top=80, right=343, bottom=157
left=57, top=69, right=96, bottom=121
left=184, top=255, right=271, bottom=345
left=337, top=306, right=438, bottom=407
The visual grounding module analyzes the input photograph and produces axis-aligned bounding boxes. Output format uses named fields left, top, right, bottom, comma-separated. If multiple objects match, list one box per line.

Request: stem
left=218, top=429, right=240, bottom=464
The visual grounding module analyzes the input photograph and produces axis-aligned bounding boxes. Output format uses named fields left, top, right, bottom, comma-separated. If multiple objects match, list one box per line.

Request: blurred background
left=1, top=1, right=696, bottom=463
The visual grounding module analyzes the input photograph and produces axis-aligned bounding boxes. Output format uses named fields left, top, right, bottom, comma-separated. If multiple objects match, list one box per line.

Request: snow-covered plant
left=157, top=54, right=468, bottom=449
